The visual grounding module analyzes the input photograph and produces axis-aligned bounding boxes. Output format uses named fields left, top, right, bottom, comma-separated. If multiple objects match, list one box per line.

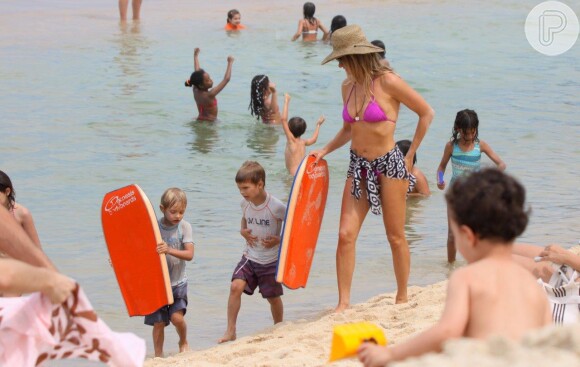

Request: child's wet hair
left=330, top=15, right=347, bottom=33
left=289, top=117, right=307, bottom=138
left=371, top=40, right=386, bottom=59
left=303, top=2, right=316, bottom=22
left=160, top=188, right=187, bottom=210
left=452, top=109, right=479, bottom=143
left=235, top=161, right=266, bottom=185
left=185, top=70, right=206, bottom=89
left=249, top=74, right=269, bottom=120
left=396, top=139, right=417, bottom=165
left=0, top=170, right=16, bottom=210
left=445, top=169, right=529, bottom=242
left=227, top=9, right=240, bottom=22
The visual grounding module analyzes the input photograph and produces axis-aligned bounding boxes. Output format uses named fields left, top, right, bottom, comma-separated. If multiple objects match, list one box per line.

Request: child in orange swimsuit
left=185, top=48, right=234, bottom=122
left=225, top=9, right=246, bottom=31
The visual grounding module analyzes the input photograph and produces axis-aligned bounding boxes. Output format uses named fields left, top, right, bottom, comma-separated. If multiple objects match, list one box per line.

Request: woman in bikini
left=311, top=25, right=434, bottom=311
left=291, top=2, right=329, bottom=42
left=185, top=48, right=234, bottom=122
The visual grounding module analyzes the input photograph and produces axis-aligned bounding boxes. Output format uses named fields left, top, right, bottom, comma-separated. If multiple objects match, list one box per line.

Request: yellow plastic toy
left=328, top=322, right=388, bottom=362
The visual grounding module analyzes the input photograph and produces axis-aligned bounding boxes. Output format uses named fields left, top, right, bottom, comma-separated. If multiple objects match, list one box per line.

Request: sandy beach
left=144, top=247, right=580, bottom=367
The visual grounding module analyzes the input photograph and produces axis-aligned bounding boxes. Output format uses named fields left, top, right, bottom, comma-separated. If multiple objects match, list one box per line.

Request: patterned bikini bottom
left=346, top=146, right=410, bottom=215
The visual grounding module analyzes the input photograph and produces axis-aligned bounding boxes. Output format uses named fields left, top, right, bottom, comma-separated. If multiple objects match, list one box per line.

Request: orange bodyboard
left=101, top=184, right=173, bottom=316
left=276, top=155, right=329, bottom=289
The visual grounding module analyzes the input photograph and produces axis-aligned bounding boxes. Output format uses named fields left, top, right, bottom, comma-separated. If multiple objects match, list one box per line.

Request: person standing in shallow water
left=118, top=0, right=142, bottom=21
left=291, top=2, right=329, bottom=42
left=185, top=48, right=234, bottom=122
left=311, top=25, right=434, bottom=312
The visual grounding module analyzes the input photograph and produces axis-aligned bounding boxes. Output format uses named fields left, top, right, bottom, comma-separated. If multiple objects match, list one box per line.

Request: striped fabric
left=538, top=265, right=580, bottom=325
left=450, top=142, right=481, bottom=184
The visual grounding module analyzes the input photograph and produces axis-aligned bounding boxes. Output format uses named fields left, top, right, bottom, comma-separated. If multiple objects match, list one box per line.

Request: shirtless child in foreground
left=358, top=169, right=551, bottom=367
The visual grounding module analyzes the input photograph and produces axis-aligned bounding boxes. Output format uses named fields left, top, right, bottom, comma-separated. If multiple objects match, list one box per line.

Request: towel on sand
left=0, top=284, right=145, bottom=367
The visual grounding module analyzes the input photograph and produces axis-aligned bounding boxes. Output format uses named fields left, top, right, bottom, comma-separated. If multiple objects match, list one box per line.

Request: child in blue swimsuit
left=436, top=109, right=506, bottom=262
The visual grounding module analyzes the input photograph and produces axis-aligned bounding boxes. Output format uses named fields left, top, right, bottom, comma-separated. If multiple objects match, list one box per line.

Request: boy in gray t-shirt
left=144, top=188, right=194, bottom=357
left=218, top=161, right=286, bottom=344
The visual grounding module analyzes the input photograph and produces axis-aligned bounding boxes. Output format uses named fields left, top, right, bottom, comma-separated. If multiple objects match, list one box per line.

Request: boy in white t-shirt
left=218, top=161, right=287, bottom=344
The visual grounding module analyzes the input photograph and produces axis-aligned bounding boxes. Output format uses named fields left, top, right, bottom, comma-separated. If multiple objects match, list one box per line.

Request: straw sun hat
left=321, top=24, right=384, bottom=65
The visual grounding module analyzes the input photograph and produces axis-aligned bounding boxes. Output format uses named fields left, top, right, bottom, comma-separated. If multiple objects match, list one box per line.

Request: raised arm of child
left=358, top=271, right=470, bottom=366
left=194, top=48, right=201, bottom=71
left=436, top=141, right=453, bottom=190
left=208, top=55, right=234, bottom=98
left=480, top=140, right=506, bottom=170
left=304, top=115, right=325, bottom=146
left=281, top=93, right=294, bottom=140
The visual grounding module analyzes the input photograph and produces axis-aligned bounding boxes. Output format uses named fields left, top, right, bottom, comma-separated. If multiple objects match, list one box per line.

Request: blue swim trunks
left=144, top=282, right=188, bottom=326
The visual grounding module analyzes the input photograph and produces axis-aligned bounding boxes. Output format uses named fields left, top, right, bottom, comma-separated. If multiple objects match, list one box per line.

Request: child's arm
left=318, top=20, right=330, bottom=41
left=240, top=217, right=258, bottom=247
left=480, top=140, right=506, bottom=171
left=265, top=83, right=280, bottom=121
left=304, top=115, right=325, bottom=146
left=358, top=271, right=469, bottom=366
left=281, top=93, right=294, bottom=140
left=157, top=241, right=194, bottom=261
left=194, top=48, right=201, bottom=71
left=436, top=142, right=453, bottom=190
left=409, top=168, right=431, bottom=196
left=262, top=235, right=280, bottom=248
left=208, top=55, right=234, bottom=98
left=291, top=19, right=303, bottom=41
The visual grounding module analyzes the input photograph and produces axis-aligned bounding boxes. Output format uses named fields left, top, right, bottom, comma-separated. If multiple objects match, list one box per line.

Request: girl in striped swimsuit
left=436, top=109, right=506, bottom=263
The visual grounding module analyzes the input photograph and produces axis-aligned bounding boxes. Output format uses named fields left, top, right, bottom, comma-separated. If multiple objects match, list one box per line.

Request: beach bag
left=537, top=264, right=580, bottom=325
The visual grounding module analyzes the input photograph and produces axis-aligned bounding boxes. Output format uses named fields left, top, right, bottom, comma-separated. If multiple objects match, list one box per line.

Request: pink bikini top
left=342, top=80, right=395, bottom=123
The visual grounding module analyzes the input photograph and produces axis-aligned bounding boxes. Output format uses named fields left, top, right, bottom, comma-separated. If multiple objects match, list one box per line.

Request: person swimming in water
left=185, top=48, right=234, bottom=122
left=225, top=9, right=246, bottom=31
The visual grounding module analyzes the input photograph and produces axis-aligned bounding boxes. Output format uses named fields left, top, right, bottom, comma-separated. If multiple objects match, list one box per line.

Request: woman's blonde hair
left=160, top=188, right=187, bottom=210
left=339, top=53, right=392, bottom=100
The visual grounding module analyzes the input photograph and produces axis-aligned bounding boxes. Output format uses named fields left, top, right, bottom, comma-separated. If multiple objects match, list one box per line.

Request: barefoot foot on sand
left=179, top=341, right=190, bottom=353
left=395, top=294, right=408, bottom=304
left=334, top=303, right=349, bottom=313
left=218, top=332, right=236, bottom=344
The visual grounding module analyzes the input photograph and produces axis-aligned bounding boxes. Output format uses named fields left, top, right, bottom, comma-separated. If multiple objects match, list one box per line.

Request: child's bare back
left=455, top=256, right=551, bottom=340
left=357, top=169, right=552, bottom=367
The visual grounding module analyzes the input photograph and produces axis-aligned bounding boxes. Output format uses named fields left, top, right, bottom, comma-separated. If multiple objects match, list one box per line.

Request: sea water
left=0, top=0, right=578, bottom=361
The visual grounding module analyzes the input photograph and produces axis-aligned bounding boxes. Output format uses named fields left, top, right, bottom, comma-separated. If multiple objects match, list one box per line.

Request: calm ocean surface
left=1, top=0, right=579, bottom=362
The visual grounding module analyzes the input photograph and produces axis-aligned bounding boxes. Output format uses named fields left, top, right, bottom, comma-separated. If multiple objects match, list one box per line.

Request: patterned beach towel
left=0, top=284, right=145, bottom=367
